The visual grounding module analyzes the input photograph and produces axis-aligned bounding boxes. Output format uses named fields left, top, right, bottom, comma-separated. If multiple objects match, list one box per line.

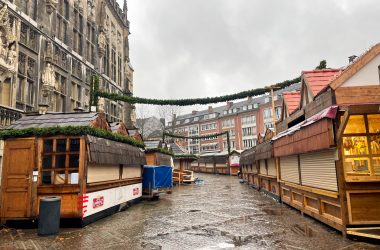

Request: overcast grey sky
left=118, top=0, right=380, bottom=105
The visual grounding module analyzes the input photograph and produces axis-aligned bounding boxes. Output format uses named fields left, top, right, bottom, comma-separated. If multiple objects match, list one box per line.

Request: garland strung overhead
left=145, top=147, right=174, bottom=157
left=0, top=126, right=145, bottom=148
left=163, top=131, right=231, bottom=154
left=94, top=76, right=301, bottom=106
left=163, top=131, right=228, bottom=140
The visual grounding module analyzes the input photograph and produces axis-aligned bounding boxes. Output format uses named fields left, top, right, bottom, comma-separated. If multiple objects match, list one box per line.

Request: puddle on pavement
left=188, top=209, right=201, bottom=213
left=291, top=223, right=314, bottom=237
left=263, top=208, right=283, bottom=215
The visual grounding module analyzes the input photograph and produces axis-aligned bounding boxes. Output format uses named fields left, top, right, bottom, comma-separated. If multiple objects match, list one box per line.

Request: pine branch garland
left=0, top=126, right=145, bottom=148
left=94, top=76, right=301, bottom=106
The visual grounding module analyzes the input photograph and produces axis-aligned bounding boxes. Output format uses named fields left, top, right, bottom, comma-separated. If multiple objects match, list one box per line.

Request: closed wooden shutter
left=206, top=163, right=214, bottom=168
left=267, top=158, right=276, bottom=176
left=260, top=160, right=266, bottom=175
left=252, top=164, right=258, bottom=174
left=300, top=149, right=338, bottom=191
left=280, top=155, right=299, bottom=184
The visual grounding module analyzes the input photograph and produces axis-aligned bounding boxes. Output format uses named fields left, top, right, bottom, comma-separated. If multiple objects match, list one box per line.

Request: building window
left=16, top=53, right=37, bottom=111
left=242, top=115, right=256, bottom=125
left=111, top=47, right=117, bottom=82
left=222, top=119, right=235, bottom=128
left=201, top=123, right=217, bottom=131
left=242, top=127, right=253, bottom=136
left=342, top=114, right=380, bottom=181
left=41, top=138, right=80, bottom=185
left=264, top=108, right=272, bottom=119
left=118, top=53, right=122, bottom=86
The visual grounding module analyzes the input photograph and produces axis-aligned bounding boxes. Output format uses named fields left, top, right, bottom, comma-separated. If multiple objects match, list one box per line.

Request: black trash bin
left=38, top=196, right=61, bottom=236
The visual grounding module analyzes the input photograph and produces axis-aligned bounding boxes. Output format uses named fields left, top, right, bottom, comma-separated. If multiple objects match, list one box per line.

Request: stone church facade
left=0, top=0, right=136, bottom=128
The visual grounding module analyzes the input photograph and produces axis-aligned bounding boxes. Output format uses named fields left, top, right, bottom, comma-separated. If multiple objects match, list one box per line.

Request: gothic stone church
left=0, top=0, right=136, bottom=128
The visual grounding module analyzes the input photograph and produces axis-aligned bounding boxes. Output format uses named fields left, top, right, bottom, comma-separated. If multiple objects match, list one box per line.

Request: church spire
left=123, top=0, right=128, bottom=24
left=123, top=0, right=127, bottom=12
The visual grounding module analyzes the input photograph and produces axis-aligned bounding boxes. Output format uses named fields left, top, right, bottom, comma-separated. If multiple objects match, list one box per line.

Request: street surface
left=0, top=174, right=379, bottom=250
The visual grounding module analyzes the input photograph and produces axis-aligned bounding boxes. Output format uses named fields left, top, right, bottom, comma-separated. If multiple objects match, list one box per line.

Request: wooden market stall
left=239, top=147, right=258, bottom=187
left=255, top=129, right=280, bottom=199
left=0, top=112, right=146, bottom=226
left=273, top=44, right=380, bottom=239
left=169, top=143, right=197, bottom=184
left=195, top=152, right=229, bottom=175
left=229, top=150, right=242, bottom=176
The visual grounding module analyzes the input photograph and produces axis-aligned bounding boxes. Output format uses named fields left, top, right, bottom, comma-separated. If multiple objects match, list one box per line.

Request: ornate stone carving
left=83, top=88, right=89, bottom=109
left=46, top=0, right=58, bottom=15
left=98, top=97, right=105, bottom=113
left=87, top=0, right=95, bottom=23
left=98, top=31, right=106, bottom=57
left=74, top=0, right=84, bottom=13
left=45, top=41, right=53, bottom=62
left=41, top=62, right=57, bottom=89
left=0, top=3, right=17, bottom=82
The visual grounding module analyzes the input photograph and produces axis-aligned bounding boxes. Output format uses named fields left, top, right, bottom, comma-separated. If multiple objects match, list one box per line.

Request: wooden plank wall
left=274, top=119, right=334, bottom=157
left=280, top=183, right=343, bottom=231
left=335, top=86, right=380, bottom=104
left=305, top=89, right=334, bottom=119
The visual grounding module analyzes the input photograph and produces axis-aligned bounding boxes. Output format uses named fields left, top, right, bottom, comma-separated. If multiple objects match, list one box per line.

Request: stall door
left=280, top=155, right=300, bottom=184
left=267, top=158, right=277, bottom=176
left=1, top=139, right=35, bottom=219
left=300, top=149, right=338, bottom=191
left=259, top=160, right=267, bottom=175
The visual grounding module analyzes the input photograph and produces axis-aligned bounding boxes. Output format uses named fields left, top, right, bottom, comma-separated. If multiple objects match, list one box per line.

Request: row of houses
left=240, top=43, right=380, bottom=240
left=166, top=83, right=300, bottom=154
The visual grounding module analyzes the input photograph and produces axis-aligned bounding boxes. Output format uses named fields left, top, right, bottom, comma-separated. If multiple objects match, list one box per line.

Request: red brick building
left=167, top=83, right=300, bottom=154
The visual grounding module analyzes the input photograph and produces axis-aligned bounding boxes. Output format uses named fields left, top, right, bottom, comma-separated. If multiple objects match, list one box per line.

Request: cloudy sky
left=118, top=0, right=380, bottom=113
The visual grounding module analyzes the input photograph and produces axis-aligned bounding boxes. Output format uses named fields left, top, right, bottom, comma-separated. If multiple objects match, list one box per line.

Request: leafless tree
left=156, top=105, right=182, bottom=132
left=136, top=104, right=153, bottom=140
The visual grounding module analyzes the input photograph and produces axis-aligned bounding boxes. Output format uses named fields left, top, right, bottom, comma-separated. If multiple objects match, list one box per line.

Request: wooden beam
left=330, top=43, right=380, bottom=90
left=336, top=110, right=349, bottom=142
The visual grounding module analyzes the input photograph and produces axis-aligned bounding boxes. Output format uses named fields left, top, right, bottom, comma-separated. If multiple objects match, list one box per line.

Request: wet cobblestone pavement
left=1, top=174, right=379, bottom=250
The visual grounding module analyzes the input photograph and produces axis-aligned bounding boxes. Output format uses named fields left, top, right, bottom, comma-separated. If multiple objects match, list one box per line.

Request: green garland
left=94, top=76, right=301, bottom=106
left=174, top=154, right=199, bottom=160
left=162, top=131, right=228, bottom=140
left=163, top=131, right=231, bottom=154
left=145, top=148, right=174, bottom=156
left=0, top=126, right=145, bottom=148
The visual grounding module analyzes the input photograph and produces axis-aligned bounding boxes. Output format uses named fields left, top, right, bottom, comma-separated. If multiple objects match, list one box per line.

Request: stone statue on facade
left=7, top=43, right=17, bottom=69
left=87, top=0, right=95, bottom=22
left=41, top=63, right=56, bottom=89
left=46, top=0, right=58, bottom=14
left=98, top=97, right=105, bottom=113
left=0, top=3, right=17, bottom=82
left=98, top=31, right=106, bottom=57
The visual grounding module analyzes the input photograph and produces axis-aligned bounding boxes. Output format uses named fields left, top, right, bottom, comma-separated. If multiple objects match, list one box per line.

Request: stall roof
left=273, top=105, right=338, bottom=141
left=240, top=147, right=256, bottom=165
left=144, top=140, right=162, bottom=149
left=283, top=92, right=301, bottom=114
left=169, top=142, right=189, bottom=155
left=7, top=112, right=99, bottom=129
left=303, top=69, right=342, bottom=97
left=87, top=135, right=146, bottom=166
left=255, top=141, right=273, bottom=160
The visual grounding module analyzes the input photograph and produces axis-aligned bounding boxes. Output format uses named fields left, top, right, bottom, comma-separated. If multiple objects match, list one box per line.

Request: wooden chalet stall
left=195, top=152, right=229, bottom=175
left=0, top=112, right=146, bottom=226
left=169, top=143, right=197, bottom=184
left=256, top=129, right=280, bottom=199
left=144, top=141, right=173, bottom=166
left=239, top=147, right=258, bottom=187
left=273, top=44, right=380, bottom=240
left=229, top=150, right=241, bottom=176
